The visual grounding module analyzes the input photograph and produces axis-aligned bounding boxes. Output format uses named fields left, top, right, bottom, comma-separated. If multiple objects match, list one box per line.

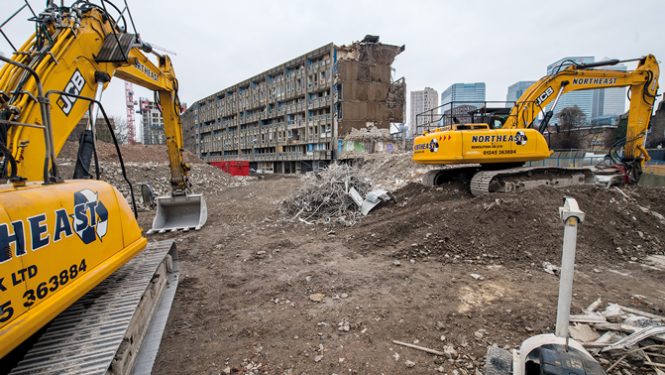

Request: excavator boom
left=0, top=1, right=204, bottom=367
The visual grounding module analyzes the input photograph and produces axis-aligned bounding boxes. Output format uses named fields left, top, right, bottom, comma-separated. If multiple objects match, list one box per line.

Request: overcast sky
left=1, top=0, right=664, bottom=135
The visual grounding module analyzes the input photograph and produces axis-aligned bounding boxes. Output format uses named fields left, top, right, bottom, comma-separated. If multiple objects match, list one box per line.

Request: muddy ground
left=140, top=171, right=665, bottom=375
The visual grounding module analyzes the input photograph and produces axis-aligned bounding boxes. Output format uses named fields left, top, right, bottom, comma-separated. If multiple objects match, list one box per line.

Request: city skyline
left=409, top=87, right=438, bottom=136
left=1, top=1, right=661, bottom=137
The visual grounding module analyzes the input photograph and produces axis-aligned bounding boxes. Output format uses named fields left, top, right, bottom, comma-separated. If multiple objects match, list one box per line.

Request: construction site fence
left=526, top=148, right=665, bottom=168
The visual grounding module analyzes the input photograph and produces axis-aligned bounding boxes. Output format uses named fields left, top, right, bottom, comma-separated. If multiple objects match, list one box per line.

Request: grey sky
left=1, top=0, right=664, bottom=134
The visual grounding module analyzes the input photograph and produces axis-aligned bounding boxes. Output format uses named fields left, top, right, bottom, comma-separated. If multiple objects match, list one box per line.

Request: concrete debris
left=359, top=188, right=393, bottom=215
left=338, top=320, right=351, bottom=332
left=569, top=324, right=600, bottom=342
left=474, top=329, right=487, bottom=339
left=282, top=163, right=372, bottom=225
left=344, top=125, right=392, bottom=141
left=353, top=152, right=436, bottom=191
left=348, top=186, right=393, bottom=215
left=584, top=298, right=603, bottom=314
left=565, top=299, right=665, bottom=372
left=469, top=273, right=484, bottom=281
left=601, top=326, right=665, bottom=352
left=309, top=293, right=325, bottom=303
left=58, top=159, right=248, bottom=210
left=646, top=255, right=665, bottom=271
left=542, top=261, right=561, bottom=275
left=404, top=360, right=416, bottom=368
left=443, top=345, right=458, bottom=359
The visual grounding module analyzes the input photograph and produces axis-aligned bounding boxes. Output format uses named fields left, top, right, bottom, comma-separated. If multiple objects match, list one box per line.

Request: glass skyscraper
left=440, top=82, right=486, bottom=108
left=546, top=56, right=595, bottom=121
left=506, top=81, right=536, bottom=106
left=545, top=56, right=627, bottom=124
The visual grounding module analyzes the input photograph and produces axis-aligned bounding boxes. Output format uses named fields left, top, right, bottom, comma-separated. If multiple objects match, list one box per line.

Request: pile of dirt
left=354, top=152, right=436, bottom=191
left=346, top=183, right=665, bottom=268
left=57, top=160, right=251, bottom=209
left=58, top=141, right=203, bottom=164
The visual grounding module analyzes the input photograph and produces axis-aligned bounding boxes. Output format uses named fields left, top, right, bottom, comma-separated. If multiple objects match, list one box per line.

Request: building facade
left=440, top=82, right=486, bottom=108
left=646, top=100, right=665, bottom=148
left=409, top=87, right=438, bottom=136
left=139, top=98, right=165, bottom=145
left=546, top=56, right=594, bottom=121
left=546, top=56, right=627, bottom=123
left=506, top=81, right=536, bottom=104
left=139, top=98, right=187, bottom=145
left=183, top=36, right=405, bottom=173
left=592, top=61, right=627, bottom=118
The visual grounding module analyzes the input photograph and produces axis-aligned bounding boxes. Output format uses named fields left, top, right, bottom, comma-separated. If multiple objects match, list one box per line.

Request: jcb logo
left=57, top=70, right=85, bottom=116
left=536, top=86, right=554, bottom=106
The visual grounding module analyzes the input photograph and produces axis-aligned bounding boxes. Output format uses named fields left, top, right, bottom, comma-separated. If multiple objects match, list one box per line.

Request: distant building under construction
left=140, top=98, right=187, bottom=145
left=183, top=35, right=405, bottom=173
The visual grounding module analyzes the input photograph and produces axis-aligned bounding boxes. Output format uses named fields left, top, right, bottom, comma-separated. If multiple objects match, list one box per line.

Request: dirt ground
left=143, top=171, right=665, bottom=374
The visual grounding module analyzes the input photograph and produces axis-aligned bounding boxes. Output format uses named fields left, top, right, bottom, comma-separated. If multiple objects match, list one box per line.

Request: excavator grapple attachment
left=150, top=193, right=208, bottom=233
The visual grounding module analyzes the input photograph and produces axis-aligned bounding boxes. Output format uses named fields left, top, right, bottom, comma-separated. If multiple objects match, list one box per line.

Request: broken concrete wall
left=337, top=38, right=405, bottom=137
left=181, top=107, right=197, bottom=154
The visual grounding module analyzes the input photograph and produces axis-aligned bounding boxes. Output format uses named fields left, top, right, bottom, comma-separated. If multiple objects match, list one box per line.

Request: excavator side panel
left=413, top=128, right=552, bottom=165
left=0, top=180, right=147, bottom=358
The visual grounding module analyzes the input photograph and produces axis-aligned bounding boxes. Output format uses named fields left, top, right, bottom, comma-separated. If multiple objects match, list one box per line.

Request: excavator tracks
left=422, top=165, right=481, bottom=186
left=7, top=241, right=178, bottom=375
left=469, top=167, right=595, bottom=196
left=423, top=166, right=595, bottom=196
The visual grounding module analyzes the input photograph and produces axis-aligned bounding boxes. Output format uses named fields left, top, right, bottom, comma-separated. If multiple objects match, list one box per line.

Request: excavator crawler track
left=469, top=167, right=595, bottom=196
left=422, top=165, right=481, bottom=187
left=8, top=240, right=178, bottom=375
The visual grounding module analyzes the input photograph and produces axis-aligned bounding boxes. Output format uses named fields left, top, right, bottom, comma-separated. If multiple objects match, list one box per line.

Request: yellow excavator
left=0, top=1, right=205, bottom=372
left=413, top=55, right=660, bottom=195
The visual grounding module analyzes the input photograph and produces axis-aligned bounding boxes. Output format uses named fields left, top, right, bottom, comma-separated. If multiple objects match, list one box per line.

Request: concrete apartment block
left=183, top=36, right=405, bottom=173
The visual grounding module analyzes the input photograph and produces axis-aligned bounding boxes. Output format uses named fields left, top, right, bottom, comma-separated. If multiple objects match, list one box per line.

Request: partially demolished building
left=183, top=35, right=405, bottom=173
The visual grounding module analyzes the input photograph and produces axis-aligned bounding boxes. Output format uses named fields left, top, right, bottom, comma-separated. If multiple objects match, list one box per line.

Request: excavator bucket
left=149, top=193, right=207, bottom=233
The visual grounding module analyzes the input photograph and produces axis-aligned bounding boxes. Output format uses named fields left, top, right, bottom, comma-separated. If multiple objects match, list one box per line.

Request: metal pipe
left=0, top=54, right=57, bottom=182
left=555, top=197, right=585, bottom=340
left=45, top=89, right=138, bottom=217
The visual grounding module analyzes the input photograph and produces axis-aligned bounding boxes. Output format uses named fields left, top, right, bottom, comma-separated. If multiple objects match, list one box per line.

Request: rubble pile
left=58, top=160, right=250, bottom=209
left=345, top=125, right=392, bottom=141
left=355, top=152, right=436, bottom=191
left=58, top=141, right=203, bottom=164
left=569, top=299, right=665, bottom=374
left=282, top=163, right=371, bottom=225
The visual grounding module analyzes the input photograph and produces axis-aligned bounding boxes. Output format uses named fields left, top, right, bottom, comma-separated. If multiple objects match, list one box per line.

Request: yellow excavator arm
left=0, top=5, right=189, bottom=193
left=503, top=55, right=659, bottom=163
left=0, top=2, right=204, bottom=359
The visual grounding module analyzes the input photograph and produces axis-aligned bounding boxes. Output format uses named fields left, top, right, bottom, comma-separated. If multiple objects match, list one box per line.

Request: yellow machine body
left=413, top=55, right=659, bottom=169
left=413, top=125, right=552, bottom=165
left=0, top=180, right=146, bottom=357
